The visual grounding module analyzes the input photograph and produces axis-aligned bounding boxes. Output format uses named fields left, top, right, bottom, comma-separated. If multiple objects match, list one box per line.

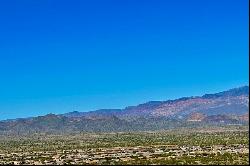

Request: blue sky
left=0, top=0, right=249, bottom=120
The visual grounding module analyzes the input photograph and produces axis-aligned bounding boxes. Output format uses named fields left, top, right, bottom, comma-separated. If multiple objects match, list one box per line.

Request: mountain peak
left=202, top=85, right=249, bottom=99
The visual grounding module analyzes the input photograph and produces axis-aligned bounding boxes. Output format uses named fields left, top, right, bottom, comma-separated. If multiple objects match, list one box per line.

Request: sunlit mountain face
left=0, top=86, right=248, bottom=135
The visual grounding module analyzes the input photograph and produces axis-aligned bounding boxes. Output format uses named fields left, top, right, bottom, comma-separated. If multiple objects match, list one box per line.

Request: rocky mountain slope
left=0, top=86, right=248, bottom=135
left=64, top=86, right=249, bottom=120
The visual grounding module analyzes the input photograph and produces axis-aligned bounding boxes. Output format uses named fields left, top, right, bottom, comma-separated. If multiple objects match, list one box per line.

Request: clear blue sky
left=0, top=0, right=249, bottom=120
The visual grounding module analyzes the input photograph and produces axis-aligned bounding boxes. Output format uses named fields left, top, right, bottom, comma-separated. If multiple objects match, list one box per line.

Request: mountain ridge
left=63, top=85, right=249, bottom=118
left=0, top=86, right=248, bottom=135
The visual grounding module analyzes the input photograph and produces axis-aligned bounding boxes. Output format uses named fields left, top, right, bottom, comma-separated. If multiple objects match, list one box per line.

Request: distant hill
left=202, top=86, right=249, bottom=99
left=0, top=86, right=248, bottom=135
left=64, top=85, right=249, bottom=120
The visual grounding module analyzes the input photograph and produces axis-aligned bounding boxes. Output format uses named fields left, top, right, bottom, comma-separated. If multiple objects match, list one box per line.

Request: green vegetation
left=0, top=127, right=249, bottom=165
left=114, top=153, right=249, bottom=165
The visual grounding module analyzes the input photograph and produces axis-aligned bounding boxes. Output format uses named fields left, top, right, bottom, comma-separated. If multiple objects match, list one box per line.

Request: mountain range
left=0, top=86, right=248, bottom=135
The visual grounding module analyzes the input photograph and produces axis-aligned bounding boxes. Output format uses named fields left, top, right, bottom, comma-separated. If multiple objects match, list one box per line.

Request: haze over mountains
left=0, top=86, right=248, bottom=135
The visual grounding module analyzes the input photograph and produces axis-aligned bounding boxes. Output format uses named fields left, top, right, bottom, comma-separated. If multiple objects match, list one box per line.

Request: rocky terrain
left=0, top=86, right=248, bottom=135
